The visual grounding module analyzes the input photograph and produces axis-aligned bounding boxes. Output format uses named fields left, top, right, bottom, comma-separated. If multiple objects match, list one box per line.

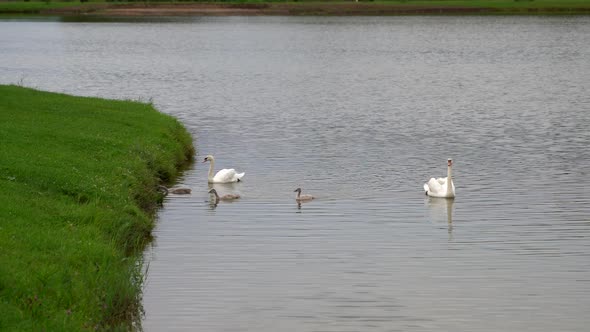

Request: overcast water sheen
left=2, top=15, right=590, bottom=332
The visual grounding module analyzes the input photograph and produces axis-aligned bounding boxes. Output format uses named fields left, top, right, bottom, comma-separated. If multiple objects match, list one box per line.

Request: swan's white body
left=203, top=155, right=245, bottom=183
left=424, top=159, right=455, bottom=198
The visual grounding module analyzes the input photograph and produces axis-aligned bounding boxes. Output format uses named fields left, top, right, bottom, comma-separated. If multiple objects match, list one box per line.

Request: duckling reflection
left=426, top=197, right=454, bottom=236
left=208, top=199, right=218, bottom=210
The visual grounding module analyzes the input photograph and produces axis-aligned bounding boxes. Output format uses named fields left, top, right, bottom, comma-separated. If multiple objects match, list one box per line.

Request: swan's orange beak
left=202, top=158, right=208, bottom=163
left=447, top=159, right=452, bottom=166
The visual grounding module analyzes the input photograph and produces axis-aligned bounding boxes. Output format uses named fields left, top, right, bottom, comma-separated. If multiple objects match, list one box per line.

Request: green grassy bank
left=1, top=0, right=590, bottom=15
left=0, top=1, right=83, bottom=13
left=0, top=85, right=194, bottom=330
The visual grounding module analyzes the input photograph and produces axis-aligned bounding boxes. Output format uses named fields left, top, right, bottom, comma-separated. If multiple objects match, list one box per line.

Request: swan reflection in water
left=426, top=197, right=454, bottom=238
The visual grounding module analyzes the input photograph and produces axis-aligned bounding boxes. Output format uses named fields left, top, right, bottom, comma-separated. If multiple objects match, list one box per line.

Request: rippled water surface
left=2, top=16, right=590, bottom=331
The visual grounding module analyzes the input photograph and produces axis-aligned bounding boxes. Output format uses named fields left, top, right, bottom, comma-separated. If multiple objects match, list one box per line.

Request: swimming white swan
left=208, top=188, right=240, bottom=204
left=423, top=159, right=456, bottom=198
left=294, top=188, right=314, bottom=201
left=158, top=185, right=191, bottom=195
left=203, top=155, right=245, bottom=183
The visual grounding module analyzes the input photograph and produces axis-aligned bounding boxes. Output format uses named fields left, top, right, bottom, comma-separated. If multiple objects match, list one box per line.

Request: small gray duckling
left=294, top=188, right=314, bottom=201
left=158, top=185, right=192, bottom=195
left=208, top=188, right=241, bottom=203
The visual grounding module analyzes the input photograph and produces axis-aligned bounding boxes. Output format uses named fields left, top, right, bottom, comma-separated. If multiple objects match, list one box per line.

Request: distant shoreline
left=2, top=1, right=590, bottom=17
left=45, top=3, right=500, bottom=16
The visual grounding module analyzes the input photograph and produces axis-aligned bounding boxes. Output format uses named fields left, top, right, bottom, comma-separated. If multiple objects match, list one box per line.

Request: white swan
left=424, top=159, right=456, bottom=198
left=203, top=155, right=245, bottom=183
left=294, top=188, right=314, bottom=201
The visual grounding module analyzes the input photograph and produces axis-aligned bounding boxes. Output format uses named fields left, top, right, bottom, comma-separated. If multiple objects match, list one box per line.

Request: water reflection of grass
left=1, top=0, right=590, bottom=15
left=0, top=85, right=194, bottom=330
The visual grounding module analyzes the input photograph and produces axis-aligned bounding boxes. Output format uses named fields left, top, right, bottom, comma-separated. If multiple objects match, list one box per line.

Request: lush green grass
left=1, top=0, right=590, bottom=14
left=0, top=1, right=86, bottom=13
left=381, top=0, right=590, bottom=10
left=0, top=85, right=194, bottom=330
left=376, top=0, right=590, bottom=7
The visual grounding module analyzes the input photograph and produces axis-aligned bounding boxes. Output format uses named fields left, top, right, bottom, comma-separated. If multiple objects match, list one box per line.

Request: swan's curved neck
left=296, top=191, right=301, bottom=199
left=207, top=157, right=215, bottom=181
left=447, top=165, right=453, bottom=195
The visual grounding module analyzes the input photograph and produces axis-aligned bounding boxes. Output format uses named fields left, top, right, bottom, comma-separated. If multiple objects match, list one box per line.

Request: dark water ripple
left=1, top=15, right=590, bottom=332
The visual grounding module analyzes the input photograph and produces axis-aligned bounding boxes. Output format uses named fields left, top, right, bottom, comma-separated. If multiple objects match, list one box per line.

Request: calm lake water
left=2, top=15, right=590, bottom=331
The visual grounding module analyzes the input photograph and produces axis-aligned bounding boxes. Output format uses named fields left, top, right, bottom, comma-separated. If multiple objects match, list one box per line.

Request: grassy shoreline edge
left=1, top=0, right=590, bottom=16
left=0, top=85, right=194, bottom=330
